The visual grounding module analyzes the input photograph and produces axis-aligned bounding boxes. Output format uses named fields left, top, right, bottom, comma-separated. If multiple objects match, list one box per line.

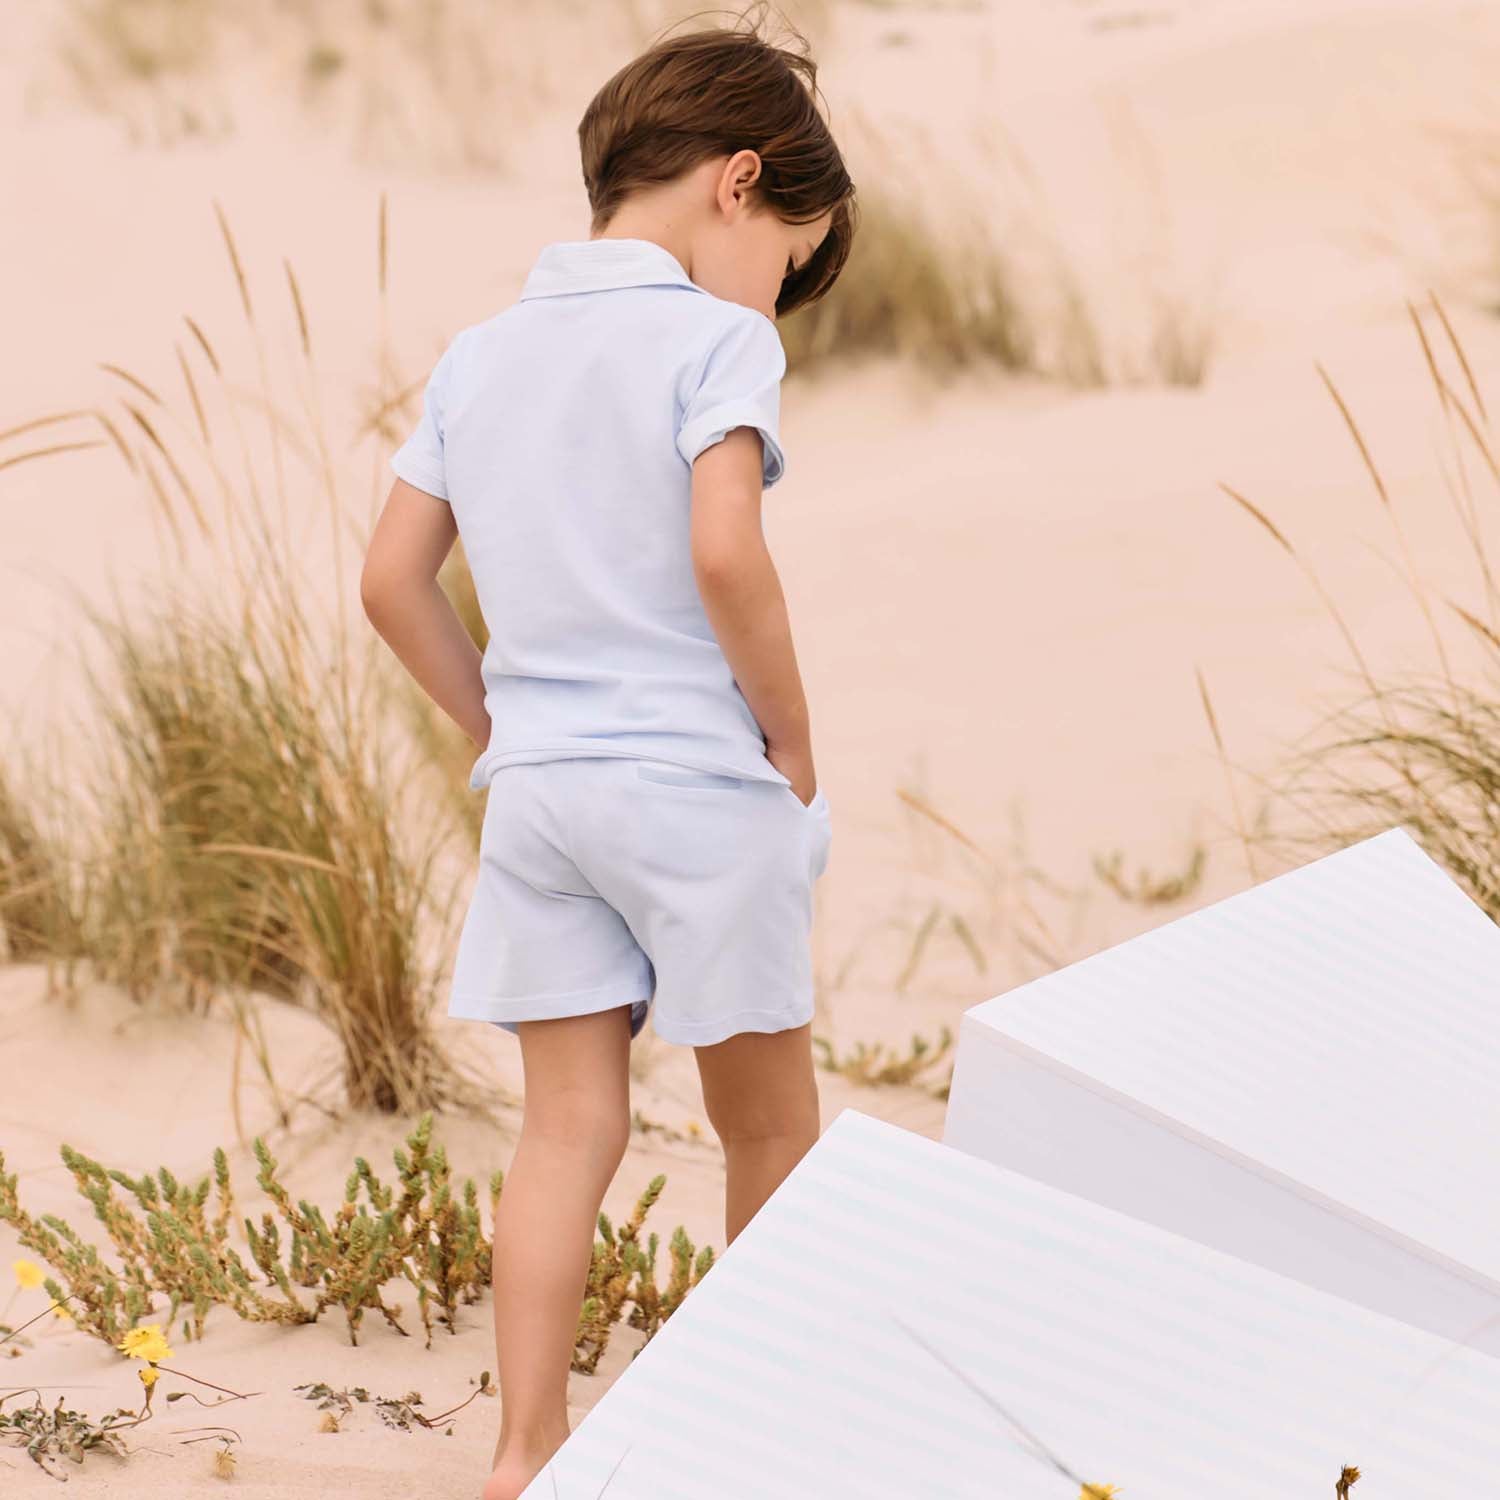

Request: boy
left=361, top=15, right=856, bottom=1500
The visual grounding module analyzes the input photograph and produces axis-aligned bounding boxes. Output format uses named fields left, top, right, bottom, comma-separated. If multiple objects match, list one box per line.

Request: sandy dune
left=4, top=1, right=1500, bottom=1493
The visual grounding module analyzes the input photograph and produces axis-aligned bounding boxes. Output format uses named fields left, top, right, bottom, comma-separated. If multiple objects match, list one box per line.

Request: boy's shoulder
left=673, top=297, right=785, bottom=383
left=451, top=290, right=782, bottom=380
left=687, top=297, right=782, bottom=353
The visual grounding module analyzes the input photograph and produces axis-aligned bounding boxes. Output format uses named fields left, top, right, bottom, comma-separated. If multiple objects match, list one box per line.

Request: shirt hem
left=468, top=741, right=792, bottom=791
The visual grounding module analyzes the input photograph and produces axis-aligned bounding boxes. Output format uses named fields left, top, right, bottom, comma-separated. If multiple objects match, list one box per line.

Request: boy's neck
left=590, top=216, right=695, bottom=284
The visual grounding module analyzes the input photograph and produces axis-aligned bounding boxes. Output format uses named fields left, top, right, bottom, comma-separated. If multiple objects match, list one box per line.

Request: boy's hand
left=766, top=741, right=818, bottom=808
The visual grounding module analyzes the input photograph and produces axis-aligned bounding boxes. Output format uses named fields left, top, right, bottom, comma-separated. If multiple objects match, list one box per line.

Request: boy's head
left=577, top=10, right=858, bottom=322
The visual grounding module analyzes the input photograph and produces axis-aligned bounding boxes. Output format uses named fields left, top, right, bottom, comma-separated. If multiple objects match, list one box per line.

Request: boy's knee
left=708, top=1094, right=820, bottom=1149
left=525, top=1090, right=631, bottom=1162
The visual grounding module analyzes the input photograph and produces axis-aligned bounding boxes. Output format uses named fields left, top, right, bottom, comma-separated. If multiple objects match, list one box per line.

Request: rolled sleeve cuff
left=675, top=401, right=786, bottom=488
left=389, top=446, right=449, bottom=501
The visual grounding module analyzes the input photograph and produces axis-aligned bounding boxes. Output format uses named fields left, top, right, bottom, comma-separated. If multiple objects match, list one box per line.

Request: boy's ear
left=718, top=148, right=765, bottom=217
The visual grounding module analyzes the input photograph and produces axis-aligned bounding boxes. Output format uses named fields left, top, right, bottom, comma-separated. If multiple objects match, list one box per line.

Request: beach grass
left=779, top=138, right=1213, bottom=386
left=42, top=0, right=839, bottom=168
left=778, top=176, right=1062, bottom=378
left=1214, top=293, right=1500, bottom=911
left=76, top=585, right=457, bottom=1114
left=3, top=196, right=475, bottom=1116
left=0, top=746, right=87, bottom=969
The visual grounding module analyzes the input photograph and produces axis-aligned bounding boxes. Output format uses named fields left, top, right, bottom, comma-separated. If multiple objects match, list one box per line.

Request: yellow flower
left=118, top=1324, right=174, bottom=1363
left=52, top=1302, right=71, bottom=1320
left=138, top=1365, right=160, bottom=1389
left=1080, top=1486, right=1120, bottom=1499
left=12, top=1260, right=44, bottom=1290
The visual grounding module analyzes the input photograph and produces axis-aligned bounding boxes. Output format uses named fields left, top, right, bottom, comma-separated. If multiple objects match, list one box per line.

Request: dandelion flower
left=212, top=1444, right=238, bottom=1479
left=118, top=1324, right=173, bottom=1363
left=12, top=1260, right=44, bottom=1290
left=1080, top=1486, right=1120, bottom=1499
left=52, top=1302, right=71, bottom=1320
left=139, top=1366, right=160, bottom=1389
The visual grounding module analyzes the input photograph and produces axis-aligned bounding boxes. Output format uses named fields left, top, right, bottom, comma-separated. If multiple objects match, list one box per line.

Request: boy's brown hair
left=578, top=8, right=858, bottom=319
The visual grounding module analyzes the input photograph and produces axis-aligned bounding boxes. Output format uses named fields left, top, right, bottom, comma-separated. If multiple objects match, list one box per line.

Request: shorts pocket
left=634, top=762, right=747, bottom=791
left=785, top=784, right=829, bottom=815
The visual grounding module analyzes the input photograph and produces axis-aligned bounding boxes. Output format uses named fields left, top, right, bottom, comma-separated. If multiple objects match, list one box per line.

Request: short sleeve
left=675, top=312, right=787, bottom=488
left=390, top=337, right=458, bottom=501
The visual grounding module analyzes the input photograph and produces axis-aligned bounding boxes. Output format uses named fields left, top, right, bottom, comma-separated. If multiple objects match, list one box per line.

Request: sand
left=4, top=0, right=1500, bottom=1493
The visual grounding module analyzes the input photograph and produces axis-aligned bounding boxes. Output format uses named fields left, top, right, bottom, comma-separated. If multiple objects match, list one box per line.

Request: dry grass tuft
left=1091, top=843, right=1207, bottom=906
left=39, top=0, right=729, bottom=167
left=1218, top=293, right=1500, bottom=907
left=0, top=748, right=87, bottom=968
left=77, top=589, right=455, bottom=1114
left=47, top=0, right=231, bottom=144
left=3, top=196, right=474, bottom=1116
left=786, top=102, right=1218, bottom=384
left=778, top=181, right=1036, bottom=375
left=779, top=120, right=1213, bottom=386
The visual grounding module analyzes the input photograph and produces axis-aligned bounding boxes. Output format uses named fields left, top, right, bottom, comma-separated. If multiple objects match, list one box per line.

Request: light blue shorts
left=447, top=756, right=832, bottom=1046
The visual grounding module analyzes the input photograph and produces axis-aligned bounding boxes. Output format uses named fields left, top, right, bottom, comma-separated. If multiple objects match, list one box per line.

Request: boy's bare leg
left=483, top=1006, right=634, bottom=1500
left=694, top=1021, right=822, bottom=1245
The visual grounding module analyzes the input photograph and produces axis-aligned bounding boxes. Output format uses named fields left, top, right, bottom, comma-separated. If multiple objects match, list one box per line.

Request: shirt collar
left=519, top=237, right=706, bottom=301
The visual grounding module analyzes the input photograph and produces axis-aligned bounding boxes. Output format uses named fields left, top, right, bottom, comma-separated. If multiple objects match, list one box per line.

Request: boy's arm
left=690, top=425, right=817, bottom=804
left=360, top=478, right=491, bottom=749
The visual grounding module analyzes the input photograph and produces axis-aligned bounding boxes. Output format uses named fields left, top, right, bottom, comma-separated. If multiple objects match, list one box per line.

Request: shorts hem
left=448, top=973, right=651, bottom=1027
left=651, top=1002, right=815, bottom=1047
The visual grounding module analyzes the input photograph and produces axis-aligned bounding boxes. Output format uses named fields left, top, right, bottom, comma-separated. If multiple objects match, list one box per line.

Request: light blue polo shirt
left=389, top=236, right=793, bottom=792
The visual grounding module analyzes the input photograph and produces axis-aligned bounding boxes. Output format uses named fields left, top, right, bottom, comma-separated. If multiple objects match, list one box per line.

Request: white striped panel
left=967, top=827, right=1500, bottom=1278
left=522, top=1109, right=1500, bottom=1499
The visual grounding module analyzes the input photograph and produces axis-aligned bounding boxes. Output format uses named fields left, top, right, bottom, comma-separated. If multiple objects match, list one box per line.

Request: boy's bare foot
left=481, top=1455, right=548, bottom=1500
left=482, top=1427, right=570, bottom=1500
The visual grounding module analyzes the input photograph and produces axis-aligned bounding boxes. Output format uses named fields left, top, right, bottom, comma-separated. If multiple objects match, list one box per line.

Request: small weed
left=247, top=1111, right=490, bottom=1347
left=578, top=1176, right=714, bottom=1374
left=0, top=1387, right=136, bottom=1480
left=629, top=1110, right=707, bottom=1146
left=812, top=1025, right=954, bottom=1088
left=0, top=1138, right=311, bottom=1346
left=1, top=1331, right=247, bottom=1483
left=2, top=1114, right=705, bottom=1367
left=294, top=1370, right=490, bottom=1435
left=1092, top=844, right=1206, bottom=906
